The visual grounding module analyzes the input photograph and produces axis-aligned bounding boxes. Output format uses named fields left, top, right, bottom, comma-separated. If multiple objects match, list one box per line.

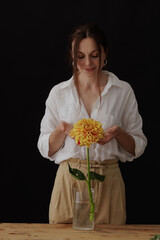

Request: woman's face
left=72, top=37, right=106, bottom=77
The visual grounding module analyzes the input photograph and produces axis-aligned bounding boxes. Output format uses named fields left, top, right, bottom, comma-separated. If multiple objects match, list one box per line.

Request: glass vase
left=72, top=188, right=94, bottom=230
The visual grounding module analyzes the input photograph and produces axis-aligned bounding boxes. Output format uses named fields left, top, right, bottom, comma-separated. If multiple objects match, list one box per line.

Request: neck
left=78, top=72, right=99, bottom=89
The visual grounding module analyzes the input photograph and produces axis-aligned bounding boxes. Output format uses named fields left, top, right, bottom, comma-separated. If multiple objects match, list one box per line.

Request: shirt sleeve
left=37, top=87, right=62, bottom=161
left=119, top=84, right=147, bottom=162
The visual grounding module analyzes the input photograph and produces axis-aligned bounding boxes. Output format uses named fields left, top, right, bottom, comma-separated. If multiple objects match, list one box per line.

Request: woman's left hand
left=98, top=125, right=120, bottom=145
left=98, top=125, right=135, bottom=155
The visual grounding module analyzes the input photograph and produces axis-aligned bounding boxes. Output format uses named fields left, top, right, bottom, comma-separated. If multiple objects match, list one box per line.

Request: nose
left=85, top=56, right=92, bottom=66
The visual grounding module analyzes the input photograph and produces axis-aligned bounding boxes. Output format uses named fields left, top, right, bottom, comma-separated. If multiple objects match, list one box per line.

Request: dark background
left=1, top=0, right=160, bottom=224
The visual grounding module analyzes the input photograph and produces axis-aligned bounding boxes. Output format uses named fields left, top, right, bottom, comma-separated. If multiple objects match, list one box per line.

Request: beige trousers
left=49, top=158, right=126, bottom=225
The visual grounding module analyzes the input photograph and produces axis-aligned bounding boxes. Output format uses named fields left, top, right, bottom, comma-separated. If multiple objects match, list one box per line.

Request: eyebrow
left=77, top=50, right=99, bottom=54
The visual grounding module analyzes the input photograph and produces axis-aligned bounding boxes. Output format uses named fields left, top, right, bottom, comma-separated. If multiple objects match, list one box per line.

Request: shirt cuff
left=37, top=133, right=61, bottom=161
left=133, top=135, right=147, bottom=159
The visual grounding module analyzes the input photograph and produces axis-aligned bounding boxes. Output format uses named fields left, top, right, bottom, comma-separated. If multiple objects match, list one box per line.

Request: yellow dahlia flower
left=69, top=119, right=104, bottom=148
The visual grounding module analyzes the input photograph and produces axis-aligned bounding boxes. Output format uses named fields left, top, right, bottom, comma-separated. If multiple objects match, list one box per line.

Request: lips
left=84, top=67, right=96, bottom=72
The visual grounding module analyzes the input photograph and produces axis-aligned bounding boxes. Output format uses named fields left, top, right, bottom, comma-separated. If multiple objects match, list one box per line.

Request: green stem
left=87, top=147, right=94, bottom=221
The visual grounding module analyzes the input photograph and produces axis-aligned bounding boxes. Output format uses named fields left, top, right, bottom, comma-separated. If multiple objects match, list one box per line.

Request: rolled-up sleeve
left=37, top=88, right=61, bottom=161
left=120, top=84, right=147, bottom=161
left=133, top=134, right=147, bottom=158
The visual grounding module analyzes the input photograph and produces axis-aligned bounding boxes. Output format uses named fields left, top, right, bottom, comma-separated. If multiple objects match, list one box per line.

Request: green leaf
left=89, top=171, right=105, bottom=182
left=151, top=234, right=160, bottom=240
left=68, top=163, right=86, bottom=181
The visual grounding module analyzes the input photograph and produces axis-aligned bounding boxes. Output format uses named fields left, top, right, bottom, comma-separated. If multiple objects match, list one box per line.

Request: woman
left=38, top=23, right=147, bottom=224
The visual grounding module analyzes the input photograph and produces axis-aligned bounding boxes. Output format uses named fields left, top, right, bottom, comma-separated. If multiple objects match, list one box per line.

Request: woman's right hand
left=59, top=121, right=73, bottom=136
left=48, top=121, right=73, bottom=157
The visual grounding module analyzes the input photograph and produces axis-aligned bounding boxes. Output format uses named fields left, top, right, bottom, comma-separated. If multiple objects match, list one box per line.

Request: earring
left=104, top=59, right=107, bottom=66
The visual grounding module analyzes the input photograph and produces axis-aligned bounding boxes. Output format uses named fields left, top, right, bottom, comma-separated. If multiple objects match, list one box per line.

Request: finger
left=65, top=124, right=74, bottom=135
left=97, top=141, right=106, bottom=145
left=97, top=139, right=107, bottom=145
left=60, top=124, right=65, bottom=132
left=108, top=126, right=119, bottom=135
left=59, top=121, right=68, bottom=133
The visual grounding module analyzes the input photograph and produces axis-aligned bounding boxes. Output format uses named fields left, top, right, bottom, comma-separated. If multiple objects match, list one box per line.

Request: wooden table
left=0, top=223, right=160, bottom=240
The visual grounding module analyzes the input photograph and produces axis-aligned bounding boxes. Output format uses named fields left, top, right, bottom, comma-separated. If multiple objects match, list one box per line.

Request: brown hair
left=68, top=23, right=108, bottom=103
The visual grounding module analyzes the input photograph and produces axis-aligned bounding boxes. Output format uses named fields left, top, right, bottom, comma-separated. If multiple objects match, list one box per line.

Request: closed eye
left=77, top=56, right=84, bottom=59
left=92, top=55, right=99, bottom=58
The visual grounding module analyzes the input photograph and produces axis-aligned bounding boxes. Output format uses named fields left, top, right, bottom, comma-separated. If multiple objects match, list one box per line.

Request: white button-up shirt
left=37, top=71, right=147, bottom=164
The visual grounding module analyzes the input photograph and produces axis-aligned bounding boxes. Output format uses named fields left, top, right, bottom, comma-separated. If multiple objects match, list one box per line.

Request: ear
left=103, top=52, right=107, bottom=63
left=105, top=48, right=108, bottom=56
left=70, top=49, right=74, bottom=60
left=71, top=41, right=75, bottom=60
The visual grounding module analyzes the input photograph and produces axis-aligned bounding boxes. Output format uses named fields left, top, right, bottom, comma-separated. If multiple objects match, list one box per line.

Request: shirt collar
left=61, top=71, right=123, bottom=90
left=100, top=71, right=122, bottom=96
left=103, top=70, right=123, bottom=88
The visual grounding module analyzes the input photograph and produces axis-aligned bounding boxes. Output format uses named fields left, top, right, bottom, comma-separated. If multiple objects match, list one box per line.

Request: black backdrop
left=1, top=0, right=160, bottom=224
